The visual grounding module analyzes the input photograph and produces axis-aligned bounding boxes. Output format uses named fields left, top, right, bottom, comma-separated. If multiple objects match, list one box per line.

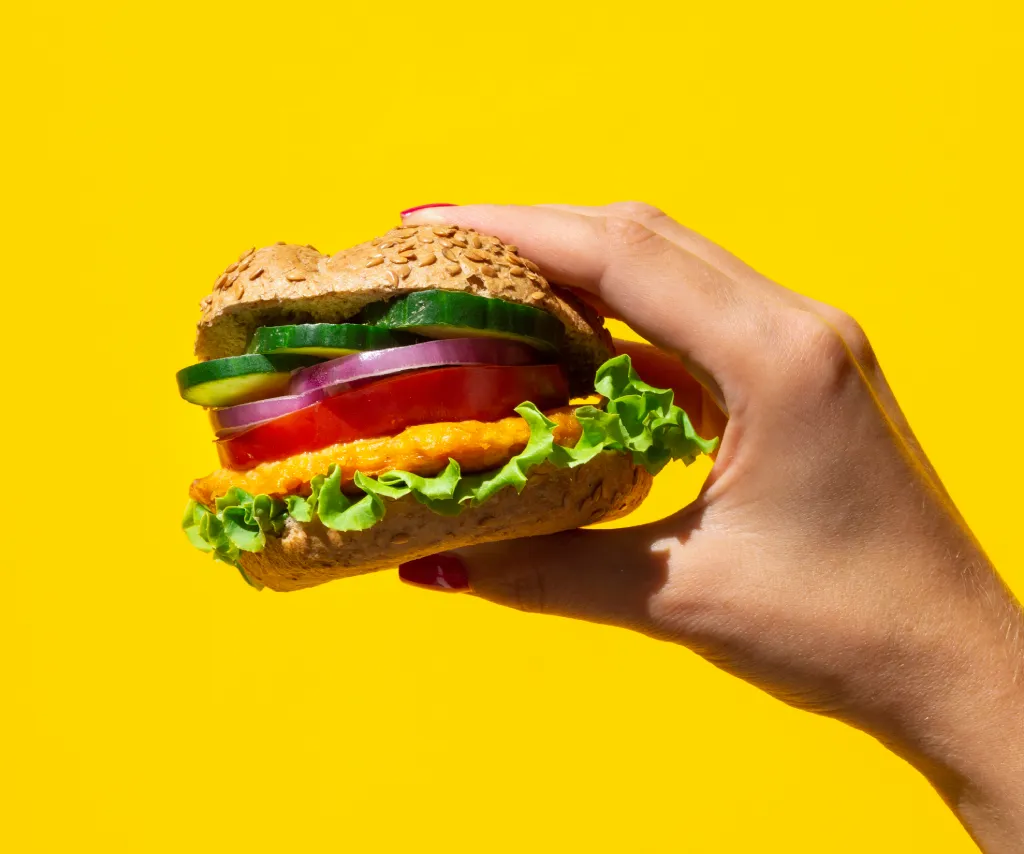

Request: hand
left=401, top=203, right=1024, bottom=852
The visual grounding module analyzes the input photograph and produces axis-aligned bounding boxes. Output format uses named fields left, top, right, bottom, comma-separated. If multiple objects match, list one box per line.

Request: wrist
left=873, top=563, right=1024, bottom=851
left=916, top=675, right=1024, bottom=852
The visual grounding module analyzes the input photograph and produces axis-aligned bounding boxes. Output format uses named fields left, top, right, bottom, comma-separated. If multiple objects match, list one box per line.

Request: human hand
left=400, top=203, right=1024, bottom=852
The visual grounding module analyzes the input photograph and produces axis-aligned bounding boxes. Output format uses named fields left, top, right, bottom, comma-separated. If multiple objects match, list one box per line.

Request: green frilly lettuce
left=182, top=354, right=718, bottom=587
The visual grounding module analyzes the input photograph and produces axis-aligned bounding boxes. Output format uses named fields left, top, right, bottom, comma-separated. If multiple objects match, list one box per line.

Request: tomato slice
left=216, top=364, right=570, bottom=470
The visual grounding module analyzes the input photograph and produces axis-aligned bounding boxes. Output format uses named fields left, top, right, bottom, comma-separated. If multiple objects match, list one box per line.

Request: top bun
left=194, top=226, right=612, bottom=393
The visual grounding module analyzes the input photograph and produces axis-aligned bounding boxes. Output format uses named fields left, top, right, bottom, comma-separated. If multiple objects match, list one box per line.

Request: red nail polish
left=400, top=203, right=457, bottom=218
left=399, top=553, right=469, bottom=591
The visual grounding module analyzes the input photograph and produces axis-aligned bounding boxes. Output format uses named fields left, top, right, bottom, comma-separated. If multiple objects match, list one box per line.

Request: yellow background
left=3, top=1, right=1021, bottom=851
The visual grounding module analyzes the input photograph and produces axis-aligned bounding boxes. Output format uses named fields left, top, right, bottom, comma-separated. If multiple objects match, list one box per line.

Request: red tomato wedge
left=216, top=364, right=570, bottom=470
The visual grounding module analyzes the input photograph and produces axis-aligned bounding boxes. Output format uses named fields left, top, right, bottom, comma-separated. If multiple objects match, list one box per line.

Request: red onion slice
left=210, top=387, right=328, bottom=437
left=288, top=337, right=542, bottom=396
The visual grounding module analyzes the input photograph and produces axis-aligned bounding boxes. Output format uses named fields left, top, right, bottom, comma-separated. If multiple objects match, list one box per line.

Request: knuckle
left=607, top=200, right=667, bottom=223
left=790, top=309, right=846, bottom=354
left=781, top=310, right=861, bottom=391
left=506, top=567, right=547, bottom=614
left=600, top=214, right=660, bottom=251
left=828, top=310, right=874, bottom=365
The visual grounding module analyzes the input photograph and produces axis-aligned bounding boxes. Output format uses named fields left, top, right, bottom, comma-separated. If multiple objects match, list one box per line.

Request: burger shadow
left=478, top=501, right=708, bottom=630
left=597, top=503, right=709, bottom=630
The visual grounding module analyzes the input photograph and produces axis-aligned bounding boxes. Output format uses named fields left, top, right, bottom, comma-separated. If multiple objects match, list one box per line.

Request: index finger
left=402, top=204, right=772, bottom=409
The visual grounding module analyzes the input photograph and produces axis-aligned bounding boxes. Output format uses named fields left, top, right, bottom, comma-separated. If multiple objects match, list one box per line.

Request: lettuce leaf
left=182, top=354, right=718, bottom=576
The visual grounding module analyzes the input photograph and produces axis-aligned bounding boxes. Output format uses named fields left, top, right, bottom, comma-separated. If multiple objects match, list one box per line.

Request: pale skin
left=400, top=203, right=1024, bottom=852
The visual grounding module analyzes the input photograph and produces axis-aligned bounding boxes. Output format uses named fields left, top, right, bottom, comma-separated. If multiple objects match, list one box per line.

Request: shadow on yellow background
left=3, top=2, right=1020, bottom=852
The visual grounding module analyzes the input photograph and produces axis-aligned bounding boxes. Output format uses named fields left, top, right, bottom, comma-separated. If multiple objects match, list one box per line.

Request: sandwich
left=178, top=225, right=716, bottom=591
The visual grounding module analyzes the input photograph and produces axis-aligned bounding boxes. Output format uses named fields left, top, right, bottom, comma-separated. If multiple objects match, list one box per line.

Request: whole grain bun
left=195, top=226, right=612, bottom=394
left=239, top=452, right=651, bottom=592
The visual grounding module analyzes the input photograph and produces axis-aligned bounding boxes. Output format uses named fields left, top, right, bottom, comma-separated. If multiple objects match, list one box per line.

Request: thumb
left=398, top=520, right=688, bottom=633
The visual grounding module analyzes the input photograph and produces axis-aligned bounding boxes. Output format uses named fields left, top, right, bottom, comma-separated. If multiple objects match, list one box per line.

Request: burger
left=178, top=225, right=715, bottom=591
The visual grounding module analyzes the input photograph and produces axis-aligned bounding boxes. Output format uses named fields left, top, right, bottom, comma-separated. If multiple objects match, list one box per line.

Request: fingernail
left=400, top=203, right=458, bottom=218
left=398, top=553, right=469, bottom=591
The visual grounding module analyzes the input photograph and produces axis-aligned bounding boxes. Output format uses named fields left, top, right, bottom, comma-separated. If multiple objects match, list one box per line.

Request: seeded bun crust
left=194, top=226, right=612, bottom=394
left=239, top=452, right=651, bottom=593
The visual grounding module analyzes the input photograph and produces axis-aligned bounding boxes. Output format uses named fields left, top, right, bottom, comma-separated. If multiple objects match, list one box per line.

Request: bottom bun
left=240, top=451, right=652, bottom=592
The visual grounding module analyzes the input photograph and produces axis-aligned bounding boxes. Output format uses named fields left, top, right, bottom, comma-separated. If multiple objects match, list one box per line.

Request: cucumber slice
left=358, top=290, right=564, bottom=352
left=248, top=323, right=422, bottom=358
left=176, top=354, right=322, bottom=407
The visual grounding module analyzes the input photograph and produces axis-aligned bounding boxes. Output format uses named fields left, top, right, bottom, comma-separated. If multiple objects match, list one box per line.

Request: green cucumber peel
left=182, top=354, right=718, bottom=579
left=176, top=353, right=324, bottom=407
left=357, top=289, right=564, bottom=352
left=247, top=323, right=422, bottom=356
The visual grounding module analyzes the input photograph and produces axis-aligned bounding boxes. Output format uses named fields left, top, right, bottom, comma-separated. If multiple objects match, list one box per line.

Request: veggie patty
left=190, top=407, right=584, bottom=508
